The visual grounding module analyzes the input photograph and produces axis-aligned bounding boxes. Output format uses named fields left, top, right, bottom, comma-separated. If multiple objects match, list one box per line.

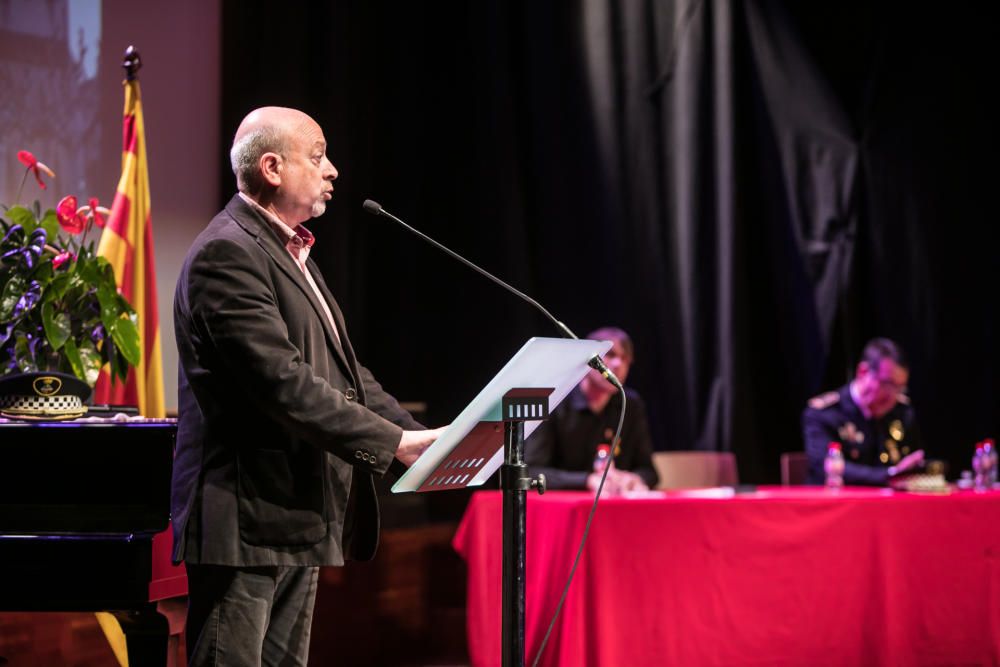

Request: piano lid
left=0, top=419, right=176, bottom=534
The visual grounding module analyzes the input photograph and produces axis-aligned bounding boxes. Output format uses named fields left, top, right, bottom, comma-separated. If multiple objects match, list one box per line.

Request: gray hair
left=230, top=125, right=288, bottom=193
left=587, top=326, right=634, bottom=361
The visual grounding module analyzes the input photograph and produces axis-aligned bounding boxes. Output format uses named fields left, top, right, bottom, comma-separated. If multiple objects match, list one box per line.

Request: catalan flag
left=93, top=54, right=173, bottom=667
left=93, top=70, right=165, bottom=418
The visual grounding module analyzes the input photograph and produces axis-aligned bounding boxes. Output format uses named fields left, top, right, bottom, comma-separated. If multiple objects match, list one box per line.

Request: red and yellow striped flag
left=93, top=77, right=165, bottom=418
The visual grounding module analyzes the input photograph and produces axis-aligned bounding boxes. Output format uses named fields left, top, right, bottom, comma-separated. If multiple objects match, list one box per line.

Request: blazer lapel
left=226, top=196, right=355, bottom=380
left=306, top=261, right=365, bottom=398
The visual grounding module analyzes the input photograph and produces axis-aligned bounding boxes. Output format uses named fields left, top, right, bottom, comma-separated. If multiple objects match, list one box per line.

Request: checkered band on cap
left=0, top=393, right=84, bottom=414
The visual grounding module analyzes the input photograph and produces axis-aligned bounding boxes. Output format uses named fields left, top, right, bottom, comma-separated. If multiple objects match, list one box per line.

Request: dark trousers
left=185, top=564, right=319, bottom=667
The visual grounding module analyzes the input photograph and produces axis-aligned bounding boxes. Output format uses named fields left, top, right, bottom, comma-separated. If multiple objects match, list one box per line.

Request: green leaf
left=100, top=258, right=117, bottom=285
left=33, top=260, right=53, bottom=280
left=116, top=291, right=136, bottom=315
left=45, top=272, right=71, bottom=301
left=65, top=272, right=87, bottom=297
left=105, top=334, right=121, bottom=382
left=78, top=255, right=102, bottom=286
left=0, top=273, right=26, bottom=320
left=78, top=339, right=102, bottom=386
left=14, top=334, right=38, bottom=372
left=110, top=316, right=141, bottom=367
left=63, top=337, right=87, bottom=383
left=38, top=209, right=59, bottom=243
left=96, top=284, right=119, bottom=330
left=41, top=301, right=71, bottom=350
left=6, top=206, right=38, bottom=233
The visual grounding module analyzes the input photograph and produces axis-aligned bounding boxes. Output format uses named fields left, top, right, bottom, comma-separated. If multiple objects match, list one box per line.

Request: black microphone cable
left=362, top=199, right=622, bottom=385
left=363, top=199, right=628, bottom=667
left=363, top=199, right=577, bottom=338
left=530, top=383, right=626, bottom=667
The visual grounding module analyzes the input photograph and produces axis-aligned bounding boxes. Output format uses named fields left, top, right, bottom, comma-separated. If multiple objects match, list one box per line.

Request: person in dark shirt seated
left=802, top=337, right=925, bottom=485
left=525, top=326, right=658, bottom=494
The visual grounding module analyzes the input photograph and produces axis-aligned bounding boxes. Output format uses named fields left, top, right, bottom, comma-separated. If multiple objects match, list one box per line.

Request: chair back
left=652, top=451, right=738, bottom=490
left=780, top=452, right=809, bottom=485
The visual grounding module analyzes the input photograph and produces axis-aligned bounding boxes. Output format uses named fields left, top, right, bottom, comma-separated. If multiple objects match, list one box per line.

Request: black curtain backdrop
left=219, top=1, right=998, bottom=483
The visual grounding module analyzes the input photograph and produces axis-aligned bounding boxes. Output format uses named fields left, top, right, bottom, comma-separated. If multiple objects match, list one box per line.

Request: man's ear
left=856, top=361, right=870, bottom=379
left=260, top=152, right=282, bottom=187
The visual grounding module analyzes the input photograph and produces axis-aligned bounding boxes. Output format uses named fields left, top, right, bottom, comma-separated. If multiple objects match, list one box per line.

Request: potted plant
left=0, top=150, right=139, bottom=418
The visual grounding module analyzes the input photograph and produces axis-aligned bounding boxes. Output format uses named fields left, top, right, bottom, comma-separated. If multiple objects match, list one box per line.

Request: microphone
left=362, top=199, right=622, bottom=389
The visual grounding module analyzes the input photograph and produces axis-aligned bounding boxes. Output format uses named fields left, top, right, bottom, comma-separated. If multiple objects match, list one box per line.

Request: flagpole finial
left=123, top=46, right=142, bottom=81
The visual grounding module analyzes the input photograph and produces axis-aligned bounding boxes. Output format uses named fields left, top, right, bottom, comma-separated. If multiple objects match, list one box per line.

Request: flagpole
left=94, top=43, right=166, bottom=419
left=123, top=45, right=141, bottom=80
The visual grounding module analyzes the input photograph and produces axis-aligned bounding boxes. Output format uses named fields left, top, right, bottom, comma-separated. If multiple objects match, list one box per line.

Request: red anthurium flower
left=17, top=150, right=55, bottom=189
left=77, top=200, right=112, bottom=229
left=87, top=198, right=107, bottom=228
left=56, top=194, right=77, bottom=219
left=56, top=195, right=86, bottom=234
left=52, top=250, right=74, bottom=269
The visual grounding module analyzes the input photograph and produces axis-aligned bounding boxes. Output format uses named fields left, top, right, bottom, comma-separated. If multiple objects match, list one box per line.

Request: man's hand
left=890, top=449, right=925, bottom=476
left=586, top=466, right=649, bottom=497
left=616, top=470, right=649, bottom=493
left=586, top=469, right=617, bottom=497
left=395, top=426, right=448, bottom=467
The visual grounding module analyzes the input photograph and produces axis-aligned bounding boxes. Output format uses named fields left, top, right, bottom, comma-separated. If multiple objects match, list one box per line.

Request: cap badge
left=32, top=376, right=62, bottom=397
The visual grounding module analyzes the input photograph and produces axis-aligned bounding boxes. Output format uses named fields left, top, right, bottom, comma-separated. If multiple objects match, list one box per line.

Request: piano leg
left=112, top=604, right=169, bottom=666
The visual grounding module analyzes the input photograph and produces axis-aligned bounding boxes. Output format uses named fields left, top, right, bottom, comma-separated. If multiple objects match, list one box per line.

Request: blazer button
left=344, top=388, right=357, bottom=401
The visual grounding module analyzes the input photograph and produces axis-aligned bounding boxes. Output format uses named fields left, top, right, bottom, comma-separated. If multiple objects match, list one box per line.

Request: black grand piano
left=0, top=419, right=185, bottom=664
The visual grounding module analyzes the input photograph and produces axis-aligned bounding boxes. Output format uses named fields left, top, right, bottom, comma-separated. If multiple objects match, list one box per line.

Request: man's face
left=275, top=118, right=338, bottom=225
left=588, top=339, right=632, bottom=390
left=855, top=358, right=908, bottom=419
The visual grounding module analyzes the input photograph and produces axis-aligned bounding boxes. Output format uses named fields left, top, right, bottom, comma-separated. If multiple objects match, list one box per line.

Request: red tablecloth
left=453, top=487, right=1000, bottom=667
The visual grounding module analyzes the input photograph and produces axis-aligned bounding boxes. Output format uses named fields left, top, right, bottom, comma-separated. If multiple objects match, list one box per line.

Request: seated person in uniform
left=802, top=337, right=925, bottom=485
left=525, top=326, right=658, bottom=494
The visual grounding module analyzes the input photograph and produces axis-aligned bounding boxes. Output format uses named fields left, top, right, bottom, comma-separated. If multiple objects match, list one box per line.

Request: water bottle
left=593, top=444, right=612, bottom=476
left=824, top=442, right=845, bottom=489
left=983, top=439, right=998, bottom=488
left=972, top=443, right=987, bottom=492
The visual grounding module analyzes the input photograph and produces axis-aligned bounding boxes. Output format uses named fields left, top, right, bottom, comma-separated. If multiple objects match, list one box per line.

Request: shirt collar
left=239, top=191, right=315, bottom=249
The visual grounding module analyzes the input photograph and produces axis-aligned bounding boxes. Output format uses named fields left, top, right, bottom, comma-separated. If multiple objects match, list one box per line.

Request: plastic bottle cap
left=596, top=444, right=611, bottom=455
left=827, top=442, right=842, bottom=452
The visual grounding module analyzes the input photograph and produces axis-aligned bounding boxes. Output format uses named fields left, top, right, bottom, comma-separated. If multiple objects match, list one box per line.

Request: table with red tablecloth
left=453, top=487, right=1000, bottom=667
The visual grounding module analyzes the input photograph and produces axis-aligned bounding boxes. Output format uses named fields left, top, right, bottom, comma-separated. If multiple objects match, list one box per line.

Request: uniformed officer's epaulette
left=897, top=393, right=910, bottom=405
left=808, top=391, right=840, bottom=410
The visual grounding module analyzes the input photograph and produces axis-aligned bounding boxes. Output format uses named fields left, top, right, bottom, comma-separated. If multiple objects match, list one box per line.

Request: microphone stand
left=363, top=200, right=620, bottom=667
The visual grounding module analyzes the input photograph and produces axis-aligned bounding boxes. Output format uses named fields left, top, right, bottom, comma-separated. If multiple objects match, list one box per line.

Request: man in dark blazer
left=173, top=106, right=443, bottom=666
left=525, top=327, right=658, bottom=494
left=802, top=338, right=924, bottom=485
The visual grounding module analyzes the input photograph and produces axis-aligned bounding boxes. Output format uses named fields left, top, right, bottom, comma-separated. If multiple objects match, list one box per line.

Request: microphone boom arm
left=362, top=199, right=621, bottom=388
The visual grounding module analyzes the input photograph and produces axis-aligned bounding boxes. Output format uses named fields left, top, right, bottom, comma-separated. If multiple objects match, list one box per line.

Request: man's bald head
left=230, top=106, right=318, bottom=194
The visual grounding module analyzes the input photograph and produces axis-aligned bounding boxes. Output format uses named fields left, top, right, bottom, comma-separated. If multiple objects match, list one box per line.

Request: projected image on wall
left=0, top=0, right=102, bottom=205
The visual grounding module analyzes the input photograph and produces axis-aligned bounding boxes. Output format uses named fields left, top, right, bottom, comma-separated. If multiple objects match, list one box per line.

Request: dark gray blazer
left=172, top=194, right=420, bottom=567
